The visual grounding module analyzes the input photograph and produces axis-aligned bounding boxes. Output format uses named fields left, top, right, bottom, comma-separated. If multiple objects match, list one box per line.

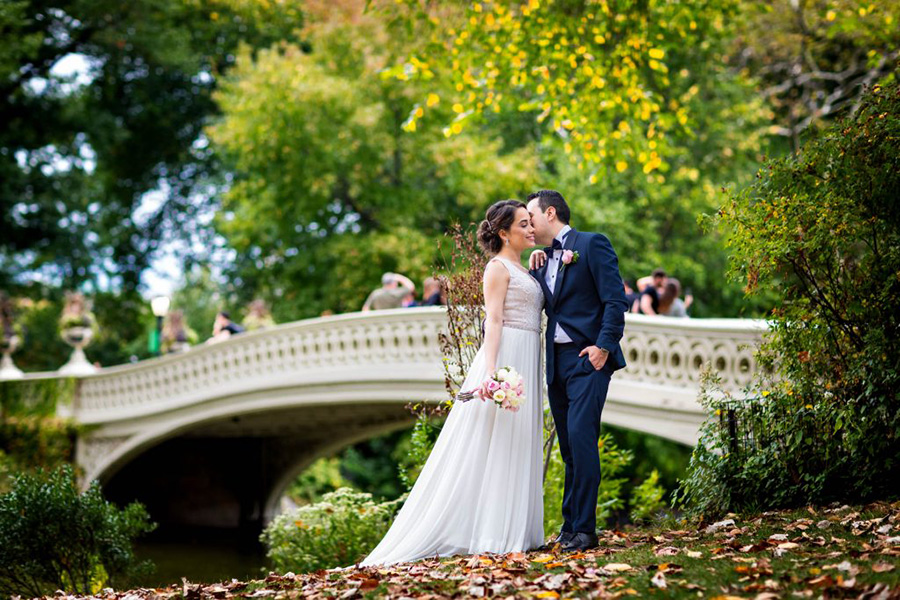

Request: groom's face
left=526, top=198, right=553, bottom=244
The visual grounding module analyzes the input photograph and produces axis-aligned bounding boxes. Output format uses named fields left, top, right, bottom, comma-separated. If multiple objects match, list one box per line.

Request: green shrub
left=0, top=415, right=79, bottom=492
left=0, top=465, right=155, bottom=598
left=543, top=432, right=632, bottom=535
left=0, top=378, right=76, bottom=418
left=286, top=456, right=352, bottom=506
left=397, top=414, right=443, bottom=489
left=261, top=488, right=404, bottom=573
left=680, top=81, right=900, bottom=516
left=629, top=469, right=666, bottom=523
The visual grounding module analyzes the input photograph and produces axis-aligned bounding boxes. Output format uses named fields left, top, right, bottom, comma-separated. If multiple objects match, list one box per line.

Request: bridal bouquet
left=458, top=366, right=525, bottom=412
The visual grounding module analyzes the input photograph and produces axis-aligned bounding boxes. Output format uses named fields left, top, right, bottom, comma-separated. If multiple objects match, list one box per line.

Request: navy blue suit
left=531, top=228, right=628, bottom=534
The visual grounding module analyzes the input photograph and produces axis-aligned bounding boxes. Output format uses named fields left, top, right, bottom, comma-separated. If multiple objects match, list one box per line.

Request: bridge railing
left=16, top=308, right=766, bottom=426
left=617, top=313, right=765, bottom=393
left=71, top=308, right=447, bottom=423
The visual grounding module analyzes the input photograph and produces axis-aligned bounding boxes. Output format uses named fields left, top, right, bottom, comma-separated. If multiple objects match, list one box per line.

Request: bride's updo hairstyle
left=477, top=199, right=527, bottom=255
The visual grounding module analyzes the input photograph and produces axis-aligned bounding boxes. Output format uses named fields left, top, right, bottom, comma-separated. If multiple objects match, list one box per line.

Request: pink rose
left=501, top=398, right=511, bottom=409
left=501, top=381, right=512, bottom=390
left=515, top=383, right=525, bottom=395
left=561, top=249, right=575, bottom=265
left=487, top=379, right=500, bottom=392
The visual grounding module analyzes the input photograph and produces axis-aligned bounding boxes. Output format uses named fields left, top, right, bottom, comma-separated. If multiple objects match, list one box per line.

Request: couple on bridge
left=360, top=189, right=629, bottom=566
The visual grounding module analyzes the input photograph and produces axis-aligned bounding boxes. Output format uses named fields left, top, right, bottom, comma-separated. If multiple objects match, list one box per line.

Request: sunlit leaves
left=387, top=0, right=749, bottom=181
left=207, top=7, right=537, bottom=318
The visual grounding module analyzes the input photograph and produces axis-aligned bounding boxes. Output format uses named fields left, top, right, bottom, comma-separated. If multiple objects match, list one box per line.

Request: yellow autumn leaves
left=386, top=0, right=727, bottom=181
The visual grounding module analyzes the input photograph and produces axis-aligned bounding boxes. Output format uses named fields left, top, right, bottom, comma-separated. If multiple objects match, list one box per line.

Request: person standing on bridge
left=361, top=272, right=416, bottom=311
left=360, top=200, right=545, bottom=567
left=208, top=311, right=245, bottom=343
left=527, top=189, right=629, bottom=553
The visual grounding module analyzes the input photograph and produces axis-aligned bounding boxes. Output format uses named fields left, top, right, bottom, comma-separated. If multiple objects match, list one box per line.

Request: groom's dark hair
left=527, top=189, right=570, bottom=225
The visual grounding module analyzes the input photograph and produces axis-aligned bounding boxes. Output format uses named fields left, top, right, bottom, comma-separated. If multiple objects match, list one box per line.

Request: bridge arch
left=27, top=307, right=762, bottom=533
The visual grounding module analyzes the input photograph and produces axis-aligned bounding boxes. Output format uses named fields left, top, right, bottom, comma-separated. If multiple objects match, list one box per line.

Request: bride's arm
left=481, top=260, right=510, bottom=375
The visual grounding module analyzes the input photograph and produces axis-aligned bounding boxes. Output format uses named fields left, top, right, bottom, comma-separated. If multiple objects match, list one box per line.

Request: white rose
left=496, top=368, right=510, bottom=381
left=493, top=390, right=506, bottom=402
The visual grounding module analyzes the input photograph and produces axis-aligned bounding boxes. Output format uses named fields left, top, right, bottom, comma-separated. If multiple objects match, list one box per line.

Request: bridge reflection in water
left=29, top=307, right=763, bottom=540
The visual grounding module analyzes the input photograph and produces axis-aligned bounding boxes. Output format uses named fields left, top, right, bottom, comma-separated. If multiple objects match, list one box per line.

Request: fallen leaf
left=650, top=571, right=667, bottom=589
left=777, top=542, right=800, bottom=550
left=704, top=519, right=736, bottom=534
left=808, top=574, right=835, bottom=588
left=359, top=578, right=379, bottom=591
left=603, top=563, right=634, bottom=572
left=839, top=577, right=857, bottom=589
left=683, top=582, right=706, bottom=591
left=872, top=562, right=895, bottom=573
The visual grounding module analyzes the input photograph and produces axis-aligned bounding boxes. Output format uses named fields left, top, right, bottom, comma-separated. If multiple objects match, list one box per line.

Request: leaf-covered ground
left=55, top=502, right=900, bottom=599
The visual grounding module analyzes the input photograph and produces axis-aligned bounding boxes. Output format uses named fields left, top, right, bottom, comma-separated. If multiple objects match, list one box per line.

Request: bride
left=359, top=200, right=545, bottom=566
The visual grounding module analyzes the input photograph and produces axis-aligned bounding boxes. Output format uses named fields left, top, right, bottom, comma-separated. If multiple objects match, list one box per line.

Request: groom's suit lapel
left=551, top=229, right=578, bottom=307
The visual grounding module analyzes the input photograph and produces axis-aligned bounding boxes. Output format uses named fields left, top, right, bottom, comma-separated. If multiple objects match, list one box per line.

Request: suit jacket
left=531, top=229, right=629, bottom=382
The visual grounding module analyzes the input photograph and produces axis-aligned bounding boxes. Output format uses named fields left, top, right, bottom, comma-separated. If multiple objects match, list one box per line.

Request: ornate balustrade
left=70, top=308, right=447, bottom=424
left=618, top=314, right=764, bottom=391
left=17, top=307, right=766, bottom=448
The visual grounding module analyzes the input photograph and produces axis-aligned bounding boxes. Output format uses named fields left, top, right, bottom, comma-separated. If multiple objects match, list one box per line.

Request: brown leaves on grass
left=32, top=502, right=900, bottom=600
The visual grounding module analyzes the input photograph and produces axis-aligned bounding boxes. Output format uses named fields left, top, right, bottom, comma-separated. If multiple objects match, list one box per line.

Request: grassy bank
left=53, top=501, right=900, bottom=599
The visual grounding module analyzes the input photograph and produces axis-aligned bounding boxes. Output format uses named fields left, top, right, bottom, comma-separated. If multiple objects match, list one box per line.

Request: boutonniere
left=560, top=250, right=579, bottom=270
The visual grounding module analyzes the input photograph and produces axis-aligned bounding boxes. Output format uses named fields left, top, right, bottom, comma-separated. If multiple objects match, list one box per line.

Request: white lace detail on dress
left=488, top=257, right=543, bottom=333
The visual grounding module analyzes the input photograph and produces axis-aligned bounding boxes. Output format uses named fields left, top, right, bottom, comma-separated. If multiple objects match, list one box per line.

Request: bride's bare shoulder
left=484, top=258, right=511, bottom=280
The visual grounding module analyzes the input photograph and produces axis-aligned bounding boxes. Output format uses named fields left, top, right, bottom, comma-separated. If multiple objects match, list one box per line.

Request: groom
left=526, top=189, right=629, bottom=552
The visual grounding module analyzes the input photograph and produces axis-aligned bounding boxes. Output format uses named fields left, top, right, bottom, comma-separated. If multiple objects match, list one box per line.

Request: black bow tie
left=545, top=238, right=564, bottom=259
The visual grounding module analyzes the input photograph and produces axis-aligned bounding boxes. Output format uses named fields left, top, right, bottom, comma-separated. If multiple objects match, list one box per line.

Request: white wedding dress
left=359, top=257, right=545, bottom=566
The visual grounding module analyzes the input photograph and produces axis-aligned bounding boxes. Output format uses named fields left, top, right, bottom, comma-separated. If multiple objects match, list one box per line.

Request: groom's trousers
left=548, top=342, right=613, bottom=535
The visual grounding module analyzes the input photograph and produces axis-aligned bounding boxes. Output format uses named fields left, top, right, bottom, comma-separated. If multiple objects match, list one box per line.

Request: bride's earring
left=505, top=238, right=510, bottom=245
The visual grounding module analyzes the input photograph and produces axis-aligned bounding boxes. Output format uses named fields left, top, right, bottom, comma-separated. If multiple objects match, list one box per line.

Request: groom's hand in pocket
left=579, top=346, right=609, bottom=370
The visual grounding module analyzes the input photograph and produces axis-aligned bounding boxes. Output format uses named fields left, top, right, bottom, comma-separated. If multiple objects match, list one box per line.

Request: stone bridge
left=26, top=307, right=764, bottom=538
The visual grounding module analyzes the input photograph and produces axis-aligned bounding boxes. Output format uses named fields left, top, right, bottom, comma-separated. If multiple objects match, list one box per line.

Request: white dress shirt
left=544, top=225, right=574, bottom=344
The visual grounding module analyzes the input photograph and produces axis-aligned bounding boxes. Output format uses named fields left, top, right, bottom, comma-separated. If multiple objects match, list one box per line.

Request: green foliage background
left=676, top=80, right=900, bottom=516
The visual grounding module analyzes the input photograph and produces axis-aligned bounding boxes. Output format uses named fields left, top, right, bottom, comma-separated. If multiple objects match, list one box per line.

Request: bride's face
left=502, top=207, right=536, bottom=252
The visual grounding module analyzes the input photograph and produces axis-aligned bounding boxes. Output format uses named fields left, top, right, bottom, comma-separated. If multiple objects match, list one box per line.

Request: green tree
left=0, top=0, right=304, bottom=292
left=208, top=5, right=536, bottom=318
left=391, top=0, right=754, bottom=176
left=379, top=0, right=779, bottom=316
left=732, top=0, right=900, bottom=151
left=677, top=80, right=900, bottom=515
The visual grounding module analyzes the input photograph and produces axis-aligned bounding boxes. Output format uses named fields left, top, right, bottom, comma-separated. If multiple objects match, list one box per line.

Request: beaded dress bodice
left=488, top=257, right=543, bottom=333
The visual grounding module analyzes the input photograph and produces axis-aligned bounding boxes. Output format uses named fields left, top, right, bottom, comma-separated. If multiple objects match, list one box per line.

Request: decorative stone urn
left=0, top=292, right=24, bottom=380
left=59, top=292, right=99, bottom=376
left=59, top=324, right=97, bottom=376
left=0, top=332, right=24, bottom=380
